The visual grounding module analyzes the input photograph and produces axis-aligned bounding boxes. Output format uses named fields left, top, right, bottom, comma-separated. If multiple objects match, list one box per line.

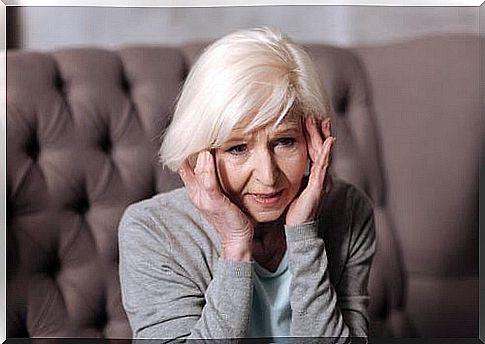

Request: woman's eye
left=227, top=144, right=247, bottom=155
left=275, top=137, right=295, bottom=147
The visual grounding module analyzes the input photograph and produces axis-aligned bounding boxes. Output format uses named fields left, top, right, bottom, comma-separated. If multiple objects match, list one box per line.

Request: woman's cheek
left=280, top=146, right=307, bottom=177
left=274, top=160, right=305, bottom=199
left=215, top=155, right=247, bottom=197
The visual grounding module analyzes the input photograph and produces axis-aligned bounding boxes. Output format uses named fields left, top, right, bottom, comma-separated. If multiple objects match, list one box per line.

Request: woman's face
left=214, top=115, right=308, bottom=223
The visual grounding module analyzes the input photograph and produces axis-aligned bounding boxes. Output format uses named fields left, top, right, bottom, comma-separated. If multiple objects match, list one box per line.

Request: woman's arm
left=119, top=205, right=254, bottom=340
left=285, top=186, right=376, bottom=341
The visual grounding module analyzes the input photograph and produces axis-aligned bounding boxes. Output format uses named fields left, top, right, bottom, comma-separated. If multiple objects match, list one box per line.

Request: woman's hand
left=286, top=116, right=335, bottom=226
left=178, top=150, right=254, bottom=261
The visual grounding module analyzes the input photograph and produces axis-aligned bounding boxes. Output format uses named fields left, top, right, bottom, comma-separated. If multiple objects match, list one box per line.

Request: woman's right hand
left=178, top=150, right=254, bottom=262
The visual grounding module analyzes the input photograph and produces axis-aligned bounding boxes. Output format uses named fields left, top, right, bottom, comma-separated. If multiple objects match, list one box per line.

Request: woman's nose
left=252, top=149, right=279, bottom=187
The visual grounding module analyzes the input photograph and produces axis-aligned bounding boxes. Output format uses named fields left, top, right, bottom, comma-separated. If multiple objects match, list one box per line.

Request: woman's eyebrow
left=273, top=125, right=301, bottom=135
left=223, top=132, right=252, bottom=144
left=224, top=137, right=246, bottom=144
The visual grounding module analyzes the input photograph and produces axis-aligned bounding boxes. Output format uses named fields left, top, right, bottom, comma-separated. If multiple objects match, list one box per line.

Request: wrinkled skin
left=178, top=115, right=334, bottom=263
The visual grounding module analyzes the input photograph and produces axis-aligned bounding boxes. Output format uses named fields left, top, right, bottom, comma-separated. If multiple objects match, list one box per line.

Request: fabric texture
left=118, top=178, right=376, bottom=340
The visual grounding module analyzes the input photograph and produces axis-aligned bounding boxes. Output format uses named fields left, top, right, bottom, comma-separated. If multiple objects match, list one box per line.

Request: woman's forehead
left=229, top=114, right=302, bottom=139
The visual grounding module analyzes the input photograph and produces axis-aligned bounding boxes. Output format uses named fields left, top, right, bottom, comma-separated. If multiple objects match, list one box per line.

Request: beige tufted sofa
left=6, top=34, right=480, bottom=338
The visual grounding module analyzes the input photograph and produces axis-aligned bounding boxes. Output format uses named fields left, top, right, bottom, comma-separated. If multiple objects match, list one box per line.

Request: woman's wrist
left=284, top=221, right=319, bottom=242
left=221, top=241, right=253, bottom=262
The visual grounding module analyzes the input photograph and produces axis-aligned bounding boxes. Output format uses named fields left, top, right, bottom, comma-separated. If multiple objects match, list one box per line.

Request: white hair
left=159, top=26, right=332, bottom=172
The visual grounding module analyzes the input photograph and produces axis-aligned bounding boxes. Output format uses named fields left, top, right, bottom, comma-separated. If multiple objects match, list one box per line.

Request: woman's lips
left=249, top=190, right=284, bottom=205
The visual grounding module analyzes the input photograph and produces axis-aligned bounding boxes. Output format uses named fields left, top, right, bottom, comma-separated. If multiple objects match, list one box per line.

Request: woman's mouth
left=249, top=190, right=284, bottom=205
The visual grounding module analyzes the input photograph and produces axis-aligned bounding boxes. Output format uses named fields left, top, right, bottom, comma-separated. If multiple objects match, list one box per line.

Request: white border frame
left=1, top=1, right=483, bottom=343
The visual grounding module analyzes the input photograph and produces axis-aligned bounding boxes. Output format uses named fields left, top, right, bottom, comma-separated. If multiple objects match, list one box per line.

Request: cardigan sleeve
left=284, top=185, right=376, bottom=342
left=118, top=205, right=254, bottom=341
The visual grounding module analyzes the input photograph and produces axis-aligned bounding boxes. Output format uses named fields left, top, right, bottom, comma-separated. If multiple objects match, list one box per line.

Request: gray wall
left=18, top=5, right=478, bottom=50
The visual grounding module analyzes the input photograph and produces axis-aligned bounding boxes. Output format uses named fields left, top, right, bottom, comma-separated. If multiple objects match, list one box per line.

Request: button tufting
left=94, top=309, right=108, bottom=330
left=335, top=94, right=349, bottom=114
left=46, top=255, right=61, bottom=279
left=25, top=131, right=40, bottom=161
left=73, top=194, right=90, bottom=215
left=54, top=73, right=65, bottom=93
left=120, top=74, right=131, bottom=94
left=99, top=133, right=112, bottom=154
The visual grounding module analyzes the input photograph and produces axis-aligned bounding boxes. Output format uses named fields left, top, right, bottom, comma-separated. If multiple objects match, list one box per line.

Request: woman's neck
left=252, top=218, right=287, bottom=272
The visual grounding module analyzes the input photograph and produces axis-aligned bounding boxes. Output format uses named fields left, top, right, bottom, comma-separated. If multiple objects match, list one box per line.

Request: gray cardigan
left=118, top=179, right=375, bottom=341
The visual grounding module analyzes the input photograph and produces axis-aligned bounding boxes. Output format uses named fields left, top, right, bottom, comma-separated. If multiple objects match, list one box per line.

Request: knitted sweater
left=118, top=179, right=375, bottom=341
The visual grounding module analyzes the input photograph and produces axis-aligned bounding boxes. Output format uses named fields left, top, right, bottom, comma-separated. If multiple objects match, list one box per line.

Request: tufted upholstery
left=7, top=47, right=186, bottom=337
left=7, top=35, right=479, bottom=338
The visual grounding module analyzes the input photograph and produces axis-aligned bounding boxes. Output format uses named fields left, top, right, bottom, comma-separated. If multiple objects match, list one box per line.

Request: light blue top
left=248, top=250, right=292, bottom=341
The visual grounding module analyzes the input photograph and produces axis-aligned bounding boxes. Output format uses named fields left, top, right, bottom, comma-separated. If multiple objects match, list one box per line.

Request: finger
left=178, top=160, right=200, bottom=200
left=305, top=116, right=323, bottom=162
left=321, top=136, right=335, bottom=168
left=322, top=117, right=332, bottom=139
left=308, top=136, right=335, bottom=189
left=193, top=151, right=204, bottom=175
left=195, top=150, right=220, bottom=197
left=178, top=160, right=196, bottom=186
left=316, top=136, right=334, bottom=168
left=306, top=116, right=323, bottom=147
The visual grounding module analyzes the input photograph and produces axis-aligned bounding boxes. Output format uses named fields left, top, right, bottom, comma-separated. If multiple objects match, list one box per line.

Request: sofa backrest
left=353, top=35, right=480, bottom=337
left=11, top=35, right=478, bottom=337
left=7, top=47, right=188, bottom=337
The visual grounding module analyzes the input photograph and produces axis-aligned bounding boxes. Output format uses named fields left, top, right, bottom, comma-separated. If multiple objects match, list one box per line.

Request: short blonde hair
left=159, top=27, right=332, bottom=172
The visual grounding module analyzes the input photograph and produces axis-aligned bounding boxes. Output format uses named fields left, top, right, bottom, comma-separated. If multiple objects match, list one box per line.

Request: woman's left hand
left=286, top=116, right=335, bottom=225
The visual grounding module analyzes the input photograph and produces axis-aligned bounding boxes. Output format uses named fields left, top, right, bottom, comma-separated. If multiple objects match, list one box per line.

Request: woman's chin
left=247, top=209, right=286, bottom=224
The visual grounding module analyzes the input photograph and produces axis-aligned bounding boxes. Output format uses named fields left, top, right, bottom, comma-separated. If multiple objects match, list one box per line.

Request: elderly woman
left=119, top=27, right=375, bottom=342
